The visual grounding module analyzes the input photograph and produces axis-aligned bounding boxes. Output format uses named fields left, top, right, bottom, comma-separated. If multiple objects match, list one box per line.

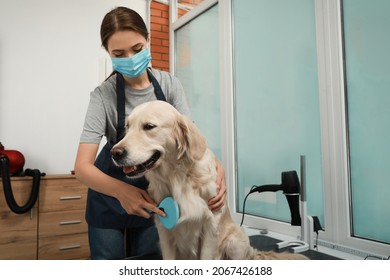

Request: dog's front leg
left=156, top=225, right=176, bottom=259
left=199, top=221, right=218, bottom=260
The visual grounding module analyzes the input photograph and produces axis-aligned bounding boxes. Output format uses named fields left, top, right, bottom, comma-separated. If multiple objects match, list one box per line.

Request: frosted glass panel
left=233, top=0, right=323, bottom=224
left=343, top=0, right=390, bottom=244
left=175, top=5, right=221, bottom=158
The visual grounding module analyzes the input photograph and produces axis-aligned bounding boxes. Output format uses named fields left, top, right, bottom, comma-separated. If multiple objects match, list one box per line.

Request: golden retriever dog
left=111, top=100, right=307, bottom=260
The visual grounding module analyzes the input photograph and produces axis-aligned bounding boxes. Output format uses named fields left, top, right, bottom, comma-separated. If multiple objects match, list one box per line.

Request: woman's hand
left=115, top=185, right=166, bottom=219
left=208, top=159, right=227, bottom=211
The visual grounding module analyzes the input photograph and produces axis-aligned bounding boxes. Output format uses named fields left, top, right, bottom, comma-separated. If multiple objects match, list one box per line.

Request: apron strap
left=147, top=68, right=167, bottom=102
left=116, top=73, right=126, bottom=142
left=115, top=70, right=167, bottom=142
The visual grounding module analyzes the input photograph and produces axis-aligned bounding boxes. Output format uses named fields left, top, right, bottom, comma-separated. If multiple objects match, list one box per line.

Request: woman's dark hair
left=100, top=7, right=149, bottom=51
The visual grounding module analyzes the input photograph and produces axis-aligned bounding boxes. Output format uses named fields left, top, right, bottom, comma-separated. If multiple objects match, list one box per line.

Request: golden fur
left=112, top=100, right=307, bottom=260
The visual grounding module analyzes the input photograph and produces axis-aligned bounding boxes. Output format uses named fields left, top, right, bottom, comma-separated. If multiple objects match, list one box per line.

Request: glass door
left=232, top=0, right=324, bottom=226
left=174, top=2, right=221, bottom=158
left=343, top=0, right=390, bottom=244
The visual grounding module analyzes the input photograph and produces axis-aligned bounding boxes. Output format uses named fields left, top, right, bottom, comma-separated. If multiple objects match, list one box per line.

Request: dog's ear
left=174, top=114, right=207, bottom=161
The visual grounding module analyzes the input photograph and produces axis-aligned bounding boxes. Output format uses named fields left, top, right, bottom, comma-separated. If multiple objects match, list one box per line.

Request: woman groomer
left=74, top=7, right=226, bottom=260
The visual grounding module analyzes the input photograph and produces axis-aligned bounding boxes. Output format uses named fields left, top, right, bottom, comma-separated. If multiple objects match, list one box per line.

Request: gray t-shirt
left=79, top=69, right=191, bottom=144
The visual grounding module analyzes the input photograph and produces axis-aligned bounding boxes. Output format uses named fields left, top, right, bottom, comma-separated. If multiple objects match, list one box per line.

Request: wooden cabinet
left=38, top=176, right=89, bottom=259
left=0, top=175, right=90, bottom=260
left=0, top=177, right=38, bottom=260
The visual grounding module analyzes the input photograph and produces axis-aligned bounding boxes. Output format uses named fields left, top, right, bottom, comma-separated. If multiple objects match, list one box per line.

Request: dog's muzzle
left=111, top=147, right=161, bottom=177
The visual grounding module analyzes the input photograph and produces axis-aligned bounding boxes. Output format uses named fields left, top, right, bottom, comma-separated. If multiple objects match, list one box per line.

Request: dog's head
left=111, top=100, right=207, bottom=178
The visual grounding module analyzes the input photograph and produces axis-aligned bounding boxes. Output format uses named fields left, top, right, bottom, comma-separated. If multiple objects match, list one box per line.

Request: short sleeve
left=79, top=89, right=107, bottom=144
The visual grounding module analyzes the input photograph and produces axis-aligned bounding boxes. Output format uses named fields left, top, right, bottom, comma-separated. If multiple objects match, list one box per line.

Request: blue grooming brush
left=157, top=197, right=180, bottom=230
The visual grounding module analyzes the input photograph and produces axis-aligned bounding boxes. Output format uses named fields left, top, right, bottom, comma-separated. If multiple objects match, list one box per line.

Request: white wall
left=0, top=0, right=148, bottom=174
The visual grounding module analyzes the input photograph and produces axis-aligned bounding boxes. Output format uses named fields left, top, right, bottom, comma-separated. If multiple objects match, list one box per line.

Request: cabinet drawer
left=38, top=233, right=90, bottom=260
left=40, top=178, right=87, bottom=212
left=39, top=209, right=87, bottom=238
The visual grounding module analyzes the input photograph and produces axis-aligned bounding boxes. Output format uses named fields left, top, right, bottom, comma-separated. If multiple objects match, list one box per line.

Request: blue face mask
left=111, top=48, right=151, bottom=78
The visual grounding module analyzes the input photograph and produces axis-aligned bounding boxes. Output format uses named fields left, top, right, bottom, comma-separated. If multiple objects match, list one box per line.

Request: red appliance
left=0, top=142, right=25, bottom=175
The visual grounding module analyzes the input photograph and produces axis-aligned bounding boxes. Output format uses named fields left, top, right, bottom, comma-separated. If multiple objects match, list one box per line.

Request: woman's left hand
left=208, top=159, right=227, bottom=211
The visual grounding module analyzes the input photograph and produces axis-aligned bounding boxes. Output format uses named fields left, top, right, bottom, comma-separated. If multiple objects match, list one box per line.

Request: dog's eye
left=143, top=123, right=156, bottom=131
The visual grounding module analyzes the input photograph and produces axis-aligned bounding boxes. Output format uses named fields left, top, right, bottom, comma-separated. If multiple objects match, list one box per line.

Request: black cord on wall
left=240, top=185, right=257, bottom=227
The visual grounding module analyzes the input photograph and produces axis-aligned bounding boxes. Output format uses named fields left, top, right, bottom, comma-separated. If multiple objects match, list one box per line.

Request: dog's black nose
left=110, top=147, right=127, bottom=161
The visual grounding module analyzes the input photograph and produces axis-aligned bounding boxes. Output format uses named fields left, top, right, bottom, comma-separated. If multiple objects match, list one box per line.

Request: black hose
left=0, top=155, right=43, bottom=214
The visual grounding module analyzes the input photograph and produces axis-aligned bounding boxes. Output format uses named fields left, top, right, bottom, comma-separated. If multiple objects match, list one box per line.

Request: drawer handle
left=59, top=245, right=81, bottom=251
left=59, top=220, right=81, bottom=225
left=59, top=196, right=81, bottom=200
